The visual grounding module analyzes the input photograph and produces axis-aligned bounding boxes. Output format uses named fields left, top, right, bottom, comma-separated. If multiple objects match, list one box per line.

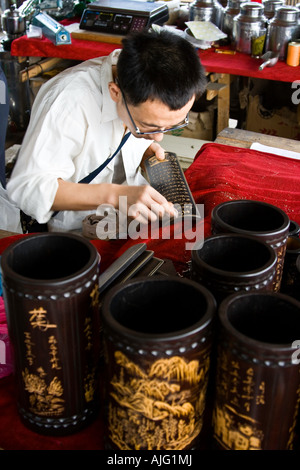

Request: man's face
left=121, top=96, right=194, bottom=142
left=109, top=81, right=194, bottom=142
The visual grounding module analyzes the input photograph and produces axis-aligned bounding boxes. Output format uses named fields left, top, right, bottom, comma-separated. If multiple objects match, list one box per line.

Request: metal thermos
left=1, top=4, right=26, bottom=39
left=190, top=0, right=224, bottom=28
left=233, top=2, right=267, bottom=55
left=266, top=6, right=300, bottom=60
left=263, top=0, right=285, bottom=20
left=222, top=0, right=248, bottom=44
left=295, top=2, right=300, bottom=26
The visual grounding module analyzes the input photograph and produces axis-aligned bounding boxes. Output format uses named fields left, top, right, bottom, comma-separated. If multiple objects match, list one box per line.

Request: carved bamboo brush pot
left=0, top=233, right=101, bottom=436
left=101, top=277, right=217, bottom=451
left=191, top=233, right=277, bottom=303
left=213, top=292, right=300, bottom=450
left=211, top=199, right=290, bottom=291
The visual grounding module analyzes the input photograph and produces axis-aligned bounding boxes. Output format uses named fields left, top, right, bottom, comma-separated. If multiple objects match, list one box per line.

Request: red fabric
left=11, top=34, right=118, bottom=61
left=198, top=48, right=300, bottom=82
left=185, top=143, right=300, bottom=232
left=0, top=143, right=300, bottom=449
left=10, top=32, right=300, bottom=82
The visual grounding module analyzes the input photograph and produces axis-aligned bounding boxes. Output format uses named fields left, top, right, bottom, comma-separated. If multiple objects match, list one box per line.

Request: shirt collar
left=100, top=49, right=121, bottom=124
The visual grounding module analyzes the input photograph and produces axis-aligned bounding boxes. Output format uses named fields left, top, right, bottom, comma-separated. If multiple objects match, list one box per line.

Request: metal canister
left=297, top=3, right=300, bottom=26
left=190, top=0, right=224, bottom=28
left=263, top=0, right=285, bottom=20
left=233, top=2, right=267, bottom=55
left=222, top=0, right=248, bottom=44
left=1, top=5, right=26, bottom=39
left=266, top=6, right=300, bottom=60
left=286, top=41, right=300, bottom=66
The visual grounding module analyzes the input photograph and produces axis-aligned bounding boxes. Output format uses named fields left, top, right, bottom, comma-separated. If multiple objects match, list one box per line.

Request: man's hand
left=52, top=178, right=178, bottom=225
left=141, top=142, right=165, bottom=169
left=117, top=184, right=177, bottom=225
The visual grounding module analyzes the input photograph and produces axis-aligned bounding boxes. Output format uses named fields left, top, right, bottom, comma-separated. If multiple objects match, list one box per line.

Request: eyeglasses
left=117, top=81, right=189, bottom=136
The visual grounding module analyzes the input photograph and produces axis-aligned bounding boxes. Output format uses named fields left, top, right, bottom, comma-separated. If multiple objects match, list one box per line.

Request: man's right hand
left=115, top=184, right=177, bottom=225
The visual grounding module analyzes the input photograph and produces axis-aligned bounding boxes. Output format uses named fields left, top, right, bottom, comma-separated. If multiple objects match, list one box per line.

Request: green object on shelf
left=73, top=0, right=91, bottom=17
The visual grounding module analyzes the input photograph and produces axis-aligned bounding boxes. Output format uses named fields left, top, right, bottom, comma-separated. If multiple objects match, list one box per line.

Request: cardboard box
left=246, top=95, right=300, bottom=140
left=167, top=108, right=214, bottom=141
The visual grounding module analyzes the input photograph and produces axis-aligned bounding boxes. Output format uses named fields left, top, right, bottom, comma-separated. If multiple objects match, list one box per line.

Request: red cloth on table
left=0, top=143, right=299, bottom=450
left=11, top=34, right=118, bottom=61
left=11, top=31, right=300, bottom=83
left=185, top=143, right=300, bottom=231
left=198, top=49, right=300, bottom=82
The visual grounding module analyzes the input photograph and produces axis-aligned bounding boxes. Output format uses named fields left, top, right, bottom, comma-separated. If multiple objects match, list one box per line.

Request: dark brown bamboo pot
left=0, top=233, right=101, bottom=435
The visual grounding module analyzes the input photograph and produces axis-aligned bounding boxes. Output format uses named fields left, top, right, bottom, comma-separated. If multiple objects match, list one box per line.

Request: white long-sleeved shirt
left=7, top=49, right=151, bottom=232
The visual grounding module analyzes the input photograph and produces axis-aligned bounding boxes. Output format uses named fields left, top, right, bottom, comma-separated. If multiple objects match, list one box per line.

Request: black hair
left=117, top=29, right=207, bottom=110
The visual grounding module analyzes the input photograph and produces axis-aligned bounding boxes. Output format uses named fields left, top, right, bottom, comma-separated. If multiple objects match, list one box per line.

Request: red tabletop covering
left=0, top=143, right=300, bottom=450
left=10, top=30, right=300, bottom=83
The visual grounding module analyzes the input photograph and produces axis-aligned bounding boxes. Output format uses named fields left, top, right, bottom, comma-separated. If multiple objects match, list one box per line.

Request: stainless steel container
left=222, top=0, right=248, bottom=44
left=1, top=5, right=26, bottom=39
left=263, top=0, right=285, bottom=20
left=266, top=6, right=300, bottom=60
left=233, top=2, right=268, bottom=55
left=190, top=0, right=224, bottom=28
left=296, top=3, right=300, bottom=26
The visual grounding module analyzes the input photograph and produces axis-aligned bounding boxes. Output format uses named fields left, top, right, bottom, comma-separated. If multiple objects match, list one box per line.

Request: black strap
left=79, top=131, right=131, bottom=184
left=52, top=131, right=131, bottom=218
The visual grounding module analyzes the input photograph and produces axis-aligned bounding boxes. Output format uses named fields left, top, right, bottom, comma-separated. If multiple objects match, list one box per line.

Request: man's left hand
left=142, top=142, right=165, bottom=163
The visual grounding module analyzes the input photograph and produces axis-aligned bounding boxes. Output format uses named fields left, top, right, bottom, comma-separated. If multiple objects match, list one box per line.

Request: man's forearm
left=51, top=178, right=177, bottom=224
left=51, top=179, right=118, bottom=212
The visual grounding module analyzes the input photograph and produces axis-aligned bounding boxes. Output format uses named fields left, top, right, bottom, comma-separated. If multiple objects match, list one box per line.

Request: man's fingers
left=151, top=142, right=165, bottom=161
left=119, top=185, right=178, bottom=223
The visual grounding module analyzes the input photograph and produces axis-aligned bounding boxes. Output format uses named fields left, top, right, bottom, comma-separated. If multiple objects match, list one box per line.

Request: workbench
left=215, top=127, right=300, bottom=152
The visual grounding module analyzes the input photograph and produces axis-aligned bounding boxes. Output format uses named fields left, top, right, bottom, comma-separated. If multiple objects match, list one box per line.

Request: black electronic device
left=79, top=0, right=169, bottom=35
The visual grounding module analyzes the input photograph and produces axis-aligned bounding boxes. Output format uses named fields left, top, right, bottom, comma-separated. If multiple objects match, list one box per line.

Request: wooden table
left=0, top=229, right=18, bottom=239
left=215, top=127, right=300, bottom=152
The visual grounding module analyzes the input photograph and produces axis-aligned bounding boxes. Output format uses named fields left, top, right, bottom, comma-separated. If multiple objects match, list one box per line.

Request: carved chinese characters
left=213, top=292, right=300, bottom=450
